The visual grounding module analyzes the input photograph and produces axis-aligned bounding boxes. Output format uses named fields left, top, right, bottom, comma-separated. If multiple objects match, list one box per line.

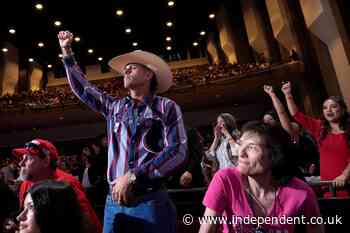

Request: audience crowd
left=1, top=59, right=348, bottom=233
left=0, top=61, right=272, bottom=112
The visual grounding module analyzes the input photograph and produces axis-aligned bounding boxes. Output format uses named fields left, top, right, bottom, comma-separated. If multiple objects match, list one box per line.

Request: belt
left=132, top=180, right=165, bottom=196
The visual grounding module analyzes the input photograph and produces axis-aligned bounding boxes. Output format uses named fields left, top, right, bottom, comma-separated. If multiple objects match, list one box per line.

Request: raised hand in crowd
left=280, top=81, right=298, bottom=116
left=281, top=81, right=292, bottom=96
left=263, top=84, right=275, bottom=96
left=263, top=83, right=297, bottom=138
left=57, top=31, right=74, bottom=56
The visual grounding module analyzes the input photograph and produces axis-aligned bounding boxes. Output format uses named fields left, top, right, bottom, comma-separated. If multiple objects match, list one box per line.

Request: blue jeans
left=103, top=191, right=176, bottom=233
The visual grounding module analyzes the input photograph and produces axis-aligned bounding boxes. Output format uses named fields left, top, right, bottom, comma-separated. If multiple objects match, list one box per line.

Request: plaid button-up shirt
left=63, top=56, right=188, bottom=187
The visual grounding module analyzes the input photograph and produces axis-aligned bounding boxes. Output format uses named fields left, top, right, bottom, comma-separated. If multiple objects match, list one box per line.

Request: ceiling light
left=35, top=3, right=43, bottom=10
left=132, top=42, right=138, bottom=47
left=200, top=31, right=206, bottom=36
left=54, top=21, right=62, bottom=27
left=74, top=37, right=81, bottom=42
left=28, top=58, right=34, bottom=63
left=209, top=14, right=215, bottom=19
left=2, top=48, right=8, bottom=53
left=168, top=1, right=175, bottom=7
left=88, top=49, right=94, bottom=54
left=193, top=42, right=199, bottom=47
left=98, top=57, right=103, bottom=61
left=47, top=64, right=52, bottom=68
left=116, top=9, right=124, bottom=16
left=38, top=42, right=44, bottom=47
left=9, top=28, right=16, bottom=34
left=58, top=54, right=63, bottom=58
left=166, top=46, right=172, bottom=51
left=166, top=36, right=172, bottom=42
left=125, top=28, right=132, bottom=34
left=166, top=21, right=173, bottom=27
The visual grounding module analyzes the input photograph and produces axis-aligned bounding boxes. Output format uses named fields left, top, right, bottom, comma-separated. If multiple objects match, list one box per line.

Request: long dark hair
left=241, top=121, right=296, bottom=186
left=218, top=113, right=239, bottom=138
left=320, top=96, right=350, bottom=147
left=27, top=180, right=83, bottom=233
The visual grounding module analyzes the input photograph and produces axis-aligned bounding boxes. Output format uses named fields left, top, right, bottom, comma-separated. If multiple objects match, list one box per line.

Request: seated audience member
left=281, top=81, right=350, bottom=197
left=199, top=121, right=324, bottom=233
left=168, top=128, right=205, bottom=188
left=262, top=110, right=279, bottom=127
left=0, top=180, right=18, bottom=233
left=17, top=180, right=83, bottom=233
left=12, top=139, right=102, bottom=233
left=0, top=159, right=18, bottom=186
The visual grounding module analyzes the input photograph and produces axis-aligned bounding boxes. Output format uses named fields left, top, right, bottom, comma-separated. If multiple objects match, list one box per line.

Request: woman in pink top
left=199, top=121, right=324, bottom=233
left=281, top=82, right=350, bottom=197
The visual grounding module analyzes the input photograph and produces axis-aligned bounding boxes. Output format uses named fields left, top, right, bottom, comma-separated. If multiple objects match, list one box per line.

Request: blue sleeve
left=62, top=55, right=116, bottom=118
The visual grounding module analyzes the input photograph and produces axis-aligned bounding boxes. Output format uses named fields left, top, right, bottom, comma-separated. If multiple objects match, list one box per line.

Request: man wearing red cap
left=13, top=138, right=102, bottom=233
left=57, top=31, right=188, bottom=233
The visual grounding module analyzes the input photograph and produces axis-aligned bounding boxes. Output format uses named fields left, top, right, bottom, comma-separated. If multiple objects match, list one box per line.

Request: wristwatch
left=127, top=171, right=137, bottom=185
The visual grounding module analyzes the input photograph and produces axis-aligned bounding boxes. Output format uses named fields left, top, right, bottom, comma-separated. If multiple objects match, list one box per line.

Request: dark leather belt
left=132, top=181, right=165, bottom=196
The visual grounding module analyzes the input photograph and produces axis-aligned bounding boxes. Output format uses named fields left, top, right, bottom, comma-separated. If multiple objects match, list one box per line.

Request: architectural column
left=216, top=0, right=253, bottom=64
left=265, top=0, right=301, bottom=60
left=299, top=0, right=350, bottom=108
left=29, top=64, right=44, bottom=91
left=0, top=42, right=19, bottom=95
left=241, top=0, right=281, bottom=63
left=265, top=0, right=328, bottom=115
left=206, top=23, right=227, bottom=64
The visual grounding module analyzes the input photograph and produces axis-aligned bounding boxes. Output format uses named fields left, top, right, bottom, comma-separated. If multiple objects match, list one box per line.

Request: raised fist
left=281, top=81, right=292, bottom=96
left=263, top=85, right=274, bottom=96
left=57, top=31, right=74, bottom=48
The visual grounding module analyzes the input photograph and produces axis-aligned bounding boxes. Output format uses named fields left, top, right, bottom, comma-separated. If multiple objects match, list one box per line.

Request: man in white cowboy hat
left=58, top=31, right=188, bottom=233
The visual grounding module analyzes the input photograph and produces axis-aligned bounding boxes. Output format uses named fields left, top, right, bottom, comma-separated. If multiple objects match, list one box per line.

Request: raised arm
left=57, top=31, right=115, bottom=118
left=264, top=85, right=297, bottom=137
left=281, top=82, right=299, bottom=116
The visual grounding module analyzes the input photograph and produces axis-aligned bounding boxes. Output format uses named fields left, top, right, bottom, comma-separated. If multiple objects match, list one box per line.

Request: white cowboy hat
left=108, top=50, right=173, bottom=93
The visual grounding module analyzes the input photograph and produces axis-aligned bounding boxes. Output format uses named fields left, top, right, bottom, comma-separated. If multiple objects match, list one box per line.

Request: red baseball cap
left=12, top=139, right=59, bottom=160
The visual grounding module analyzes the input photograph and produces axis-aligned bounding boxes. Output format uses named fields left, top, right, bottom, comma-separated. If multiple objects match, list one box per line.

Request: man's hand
left=111, top=172, right=135, bottom=205
left=281, top=81, right=292, bottom=96
left=57, top=31, right=74, bottom=48
left=179, top=171, right=193, bottom=187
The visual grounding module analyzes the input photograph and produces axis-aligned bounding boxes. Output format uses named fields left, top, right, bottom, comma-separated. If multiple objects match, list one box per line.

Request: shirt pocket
left=113, top=112, right=130, bottom=133
left=142, top=118, right=165, bottom=154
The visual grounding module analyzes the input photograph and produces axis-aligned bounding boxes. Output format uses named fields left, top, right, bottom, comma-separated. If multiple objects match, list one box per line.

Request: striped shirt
left=62, top=56, right=188, bottom=187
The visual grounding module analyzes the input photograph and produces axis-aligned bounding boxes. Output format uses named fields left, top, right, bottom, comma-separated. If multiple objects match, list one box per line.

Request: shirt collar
left=125, top=95, right=156, bottom=107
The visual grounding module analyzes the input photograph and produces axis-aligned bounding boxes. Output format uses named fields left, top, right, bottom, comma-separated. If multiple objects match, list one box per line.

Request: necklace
left=245, top=186, right=277, bottom=216
left=245, top=182, right=278, bottom=233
